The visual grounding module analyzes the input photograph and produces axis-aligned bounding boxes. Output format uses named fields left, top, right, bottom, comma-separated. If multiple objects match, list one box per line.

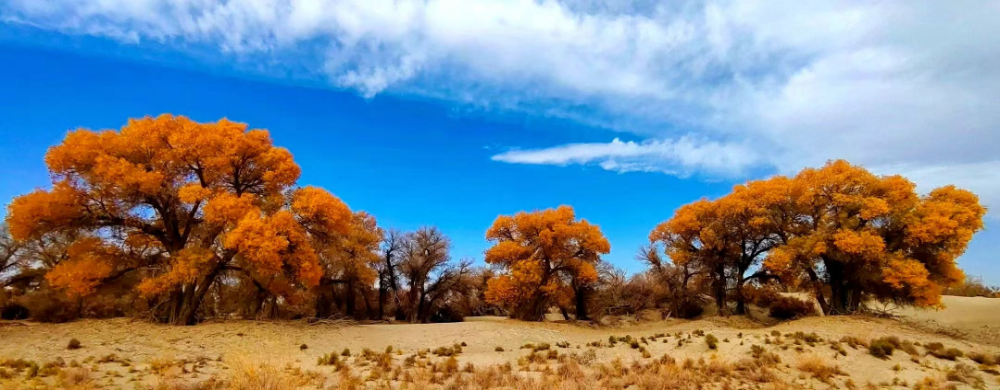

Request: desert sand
left=0, top=296, right=998, bottom=389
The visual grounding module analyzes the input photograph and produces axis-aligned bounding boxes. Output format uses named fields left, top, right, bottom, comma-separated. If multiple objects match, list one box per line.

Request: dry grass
left=796, top=355, right=844, bottom=383
left=3, top=315, right=999, bottom=389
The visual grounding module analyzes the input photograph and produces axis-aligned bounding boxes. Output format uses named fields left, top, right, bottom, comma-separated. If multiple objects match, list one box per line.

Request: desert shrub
left=556, top=341, right=570, bottom=348
left=340, top=348, right=351, bottom=357
left=968, top=352, right=996, bottom=366
left=768, top=296, right=816, bottom=320
left=67, top=338, right=82, bottom=350
left=227, top=360, right=305, bottom=390
left=21, top=291, right=80, bottom=323
left=0, top=302, right=29, bottom=320
left=742, top=284, right=783, bottom=308
left=830, top=342, right=847, bottom=356
left=317, top=353, right=340, bottom=366
left=705, top=334, right=719, bottom=350
left=944, top=275, right=999, bottom=298
left=945, top=363, right=985, bottom=388
left=928, top=347, right=964, bottom=361
left=532, top=343, right=551, bottom=352
left=924, top=342, right=944, bottom=351
left=494, top=346, right=504, bottom=352
left=797, top=355, right=844, bottom=382
left=868, top=338, right=895, bottom=359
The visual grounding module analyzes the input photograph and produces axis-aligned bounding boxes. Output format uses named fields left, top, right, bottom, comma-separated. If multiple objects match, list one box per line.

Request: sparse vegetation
left=66, top=339, right=81, bottom=350
left=927, top=347, right=964, bottom=361
left=868, top=337, right=896, bottom=359
left=705, top=334, right=719, bottom=350
left=797, top=355, right=844, bottom=383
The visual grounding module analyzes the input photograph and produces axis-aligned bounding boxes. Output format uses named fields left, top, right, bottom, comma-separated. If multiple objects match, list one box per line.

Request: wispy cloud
left=3, top=0, right=1000, bottom=209
left=491, top=137, right=762, bottom=178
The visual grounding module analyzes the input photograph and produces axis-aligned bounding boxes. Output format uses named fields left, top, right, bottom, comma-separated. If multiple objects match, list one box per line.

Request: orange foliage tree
left=484, top=205, right=610, bottom=321
left=765, top=160, right=984, bottom=314
left=651, top=160, right=985, bottom=315
left=5, top=115, right=352, bottom=324
left=314, top=211, right=384, bottom=319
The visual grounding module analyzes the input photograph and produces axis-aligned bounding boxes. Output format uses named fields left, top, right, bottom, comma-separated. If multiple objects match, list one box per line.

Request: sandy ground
left=895, top=296, right=1000, bottom=345
left=0, top=296, right=997, bottom=389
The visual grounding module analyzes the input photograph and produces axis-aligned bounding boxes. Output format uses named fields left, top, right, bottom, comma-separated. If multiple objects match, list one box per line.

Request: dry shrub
left=797, top=355, right=844, bottom=383
left=840, top=336, right=867, bottom=349
left=742, top=284, right=782, bottom=308
left=868, top=338, right=895, bottom=359
left=226, top=360, right=304, bottom=390
left=968, top=352, right=996, bottom=366
left=768, top=296, right=816, bottom=320
left=928, top=347, right=964, bottom=361
left=557, top=359, right=585, bottom=381
left=945, top=363, right=984, bottom=388
left=705, top=334, right=719, bottom=350
left=53, top=367, right=98, bottom=390
left=944, top=275, right=999, bottom=298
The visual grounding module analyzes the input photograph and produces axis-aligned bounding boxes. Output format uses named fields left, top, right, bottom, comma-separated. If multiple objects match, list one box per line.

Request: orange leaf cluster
left=483, top=205, right=610, bottom=316
left=651, top=160, right=985, bottom=313
left=5, top=115, right=353, bottom=321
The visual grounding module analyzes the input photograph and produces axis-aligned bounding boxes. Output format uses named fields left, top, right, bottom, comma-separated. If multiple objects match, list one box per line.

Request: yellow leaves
left=6, top=181, right=84, bottom=241
left=484, top=275, right=518, bottom=305
left=291, top=186, right=352, bottom=237
left=320, top=211, right=384, bottom=287
left=227, top=211, right=298, bottom=277
left=906, top=186, right=985, bottom=248
left=91, top=154, right=165, bottom=195
left=484, top=205, right=610, bottom=307
left=484, top=240, right=531, bottom=266
left=178, top=183, right=213, bottom=204
left=656, top=159, right=986, bottom=310
left=203, top=193, right=259, bottom=226
left=881, top=256, right=942, bottom=308
left=45, top=238, right=116, bottom=296
left=832, top=229, right=884, bottom=259
left=137, top=247, right=216, bottom=296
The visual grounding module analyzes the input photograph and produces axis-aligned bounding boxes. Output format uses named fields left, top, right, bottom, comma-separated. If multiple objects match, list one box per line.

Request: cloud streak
left=491, top=137, right=762, bottom=177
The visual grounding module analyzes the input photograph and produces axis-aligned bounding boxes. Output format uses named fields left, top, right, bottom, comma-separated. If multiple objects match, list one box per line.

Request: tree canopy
left=650, top=160, right=985, bottom=315
left=6, top=114, right=353, bottom=324
left=484, top=205, right=610, bottom=321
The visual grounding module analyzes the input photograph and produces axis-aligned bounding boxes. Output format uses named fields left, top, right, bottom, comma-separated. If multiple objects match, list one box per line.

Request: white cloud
left=491, top=137, right=762, bottom=177
left=3, top=0, right=1000, bottom=209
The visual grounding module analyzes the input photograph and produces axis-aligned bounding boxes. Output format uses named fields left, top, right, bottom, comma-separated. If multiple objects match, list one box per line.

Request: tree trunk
left=345, top=283, right=357, bottom=319
left=377, top=275, right=387, bottom=320
left=575, top=286, right=589, bottom=321
left=360, top=288, right=374, bottom=320
left=735, top=277, right=747, bottom=315
left=173, top=269, right=219, bottom=325
left=826, top=258, right=848, bottom=315
left=712, top=263, right=727, bottom=316
left=513, top=293, right=549, bottom=321
left=805, top=267, right=830, bottom=315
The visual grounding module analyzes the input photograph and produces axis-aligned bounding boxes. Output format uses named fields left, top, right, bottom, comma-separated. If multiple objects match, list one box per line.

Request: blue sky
left=0, top=43, right=734, bottom=275
left=1, top=1, right=998, bottom=283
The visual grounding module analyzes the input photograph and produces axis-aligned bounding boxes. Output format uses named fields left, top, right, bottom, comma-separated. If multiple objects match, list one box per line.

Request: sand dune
left=1, top=311, right=998, bottom=389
